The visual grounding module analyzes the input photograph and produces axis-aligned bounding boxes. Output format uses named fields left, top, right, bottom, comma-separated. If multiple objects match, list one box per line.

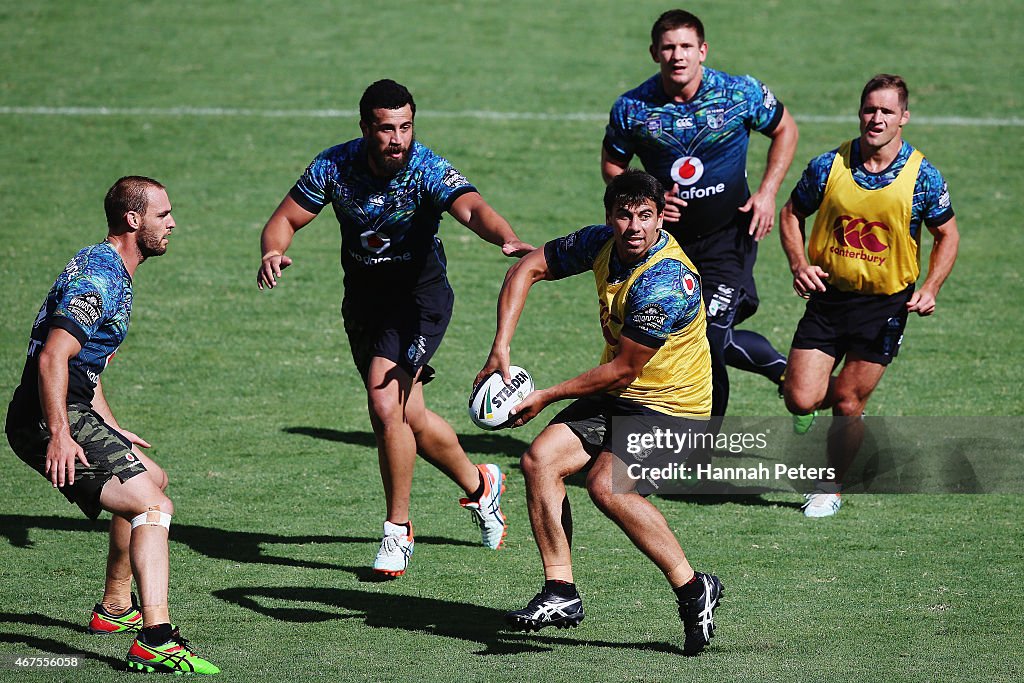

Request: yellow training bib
left=593, top=232, right=712, bottom=417
left=807, top=141, right=924, bottom=295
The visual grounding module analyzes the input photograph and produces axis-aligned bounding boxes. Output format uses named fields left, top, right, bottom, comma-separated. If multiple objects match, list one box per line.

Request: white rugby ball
left=469, top=366, right=534, bottom=430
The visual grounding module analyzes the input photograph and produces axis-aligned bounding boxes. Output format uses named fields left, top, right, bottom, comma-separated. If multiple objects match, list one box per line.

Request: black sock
left=673, top=573, right=703, bottom=601
left=140, top=623, right=173, bottom=645
left=469, top=470, right=485, bottom=502
left=724, top=330, right=787, bottom=385
left=544, top=579, right=578, bottom=598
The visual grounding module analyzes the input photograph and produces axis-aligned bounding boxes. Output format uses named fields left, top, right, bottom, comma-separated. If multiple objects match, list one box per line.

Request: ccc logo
left=832, top=215, right=889, bottom=253
left=598, top=299, right=621, bottom=347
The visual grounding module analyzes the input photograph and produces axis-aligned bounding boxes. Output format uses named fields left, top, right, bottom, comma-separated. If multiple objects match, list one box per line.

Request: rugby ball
left=469, top=366, right=534, bottom=430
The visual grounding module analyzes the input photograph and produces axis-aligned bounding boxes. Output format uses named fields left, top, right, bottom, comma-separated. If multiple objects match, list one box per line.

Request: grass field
left=1, top=1, right=1022, bottom=681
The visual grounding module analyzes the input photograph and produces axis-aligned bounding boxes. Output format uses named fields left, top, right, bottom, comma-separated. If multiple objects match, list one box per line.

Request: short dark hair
left=861, top=74, right=909, bottom=110
left=604, top=169, right=666, bottom=215
left=104, top=176, right=165, bottom=230
left=359, top=79, right=416, bottom=124
left=651, top=9, right=705, bottom=46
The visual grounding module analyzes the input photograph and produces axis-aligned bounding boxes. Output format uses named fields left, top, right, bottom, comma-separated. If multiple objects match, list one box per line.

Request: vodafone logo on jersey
left=670, top=156, right=726, bottom=200
left=671, top=156, right=704, bottom=186
left=360, top=230, right=390, bottom=254
left=682, top=272, right=697, bottom=296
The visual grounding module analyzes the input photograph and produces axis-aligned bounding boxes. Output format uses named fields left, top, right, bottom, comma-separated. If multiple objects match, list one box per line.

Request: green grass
left=1, top=1, right=1022, bottom=681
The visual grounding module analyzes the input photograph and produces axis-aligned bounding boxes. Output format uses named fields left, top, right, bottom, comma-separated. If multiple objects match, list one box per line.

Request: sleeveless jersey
left=591, top=233, right=711, bottom=416
left=807, top=141, right=923, bottom=294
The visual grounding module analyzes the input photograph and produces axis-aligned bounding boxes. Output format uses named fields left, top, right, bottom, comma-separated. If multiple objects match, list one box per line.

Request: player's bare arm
left=257, top=195, right=317, bottom=289
left=779, top=200, right=829, bottom=297
left=37, top=327, right=88, bottom=487
left=478, top=248, right=552, bottom=386
left=907, top=216, right=960, bottom=316
left=600, top=147, right=629, bottom=184
left=741, top=108, right=799, bottom=240
left=448, top=192, right=534, bottom=257
left=509, top=336, right=658, bottom=427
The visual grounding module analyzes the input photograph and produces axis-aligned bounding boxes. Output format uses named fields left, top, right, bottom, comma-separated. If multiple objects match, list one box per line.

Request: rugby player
left=780, top=74, right=959, bottom=517
left=5, top=176, right=219, bottom=674
left=601, top=9, right=799, bottom=418
left=478, top=170, right=723, bottom=655
left=257, top=80, right=532, bottom=575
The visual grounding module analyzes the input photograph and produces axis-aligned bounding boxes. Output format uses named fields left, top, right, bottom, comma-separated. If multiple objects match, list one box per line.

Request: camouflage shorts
left=5, top=404, right=147, bottom=519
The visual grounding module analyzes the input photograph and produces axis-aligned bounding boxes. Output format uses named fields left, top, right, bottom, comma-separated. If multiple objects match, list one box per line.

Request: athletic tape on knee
left=130, top=509, right=172, bottom=530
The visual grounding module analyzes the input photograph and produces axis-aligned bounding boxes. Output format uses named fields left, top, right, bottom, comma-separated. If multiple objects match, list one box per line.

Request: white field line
left=0, top=105, right=1021, bottom=127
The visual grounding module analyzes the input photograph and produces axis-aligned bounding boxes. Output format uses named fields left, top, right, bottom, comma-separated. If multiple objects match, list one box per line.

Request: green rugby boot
left=126, top=626, right=219, bottom=674
left=88, top=593, right=142, bottom=635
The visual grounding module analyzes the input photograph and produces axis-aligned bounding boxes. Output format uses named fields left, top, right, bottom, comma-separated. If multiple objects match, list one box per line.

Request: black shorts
left=5, top=403, right=148, bottom=519
left=667, top=218, right=760, bottom=328
left=549, top=396, right=614, bottom=455
left=342, top=283, right=454, bottom=385
left=551, top=396, right=707, bottom=495
left=791, top=286, right=913, bottom=366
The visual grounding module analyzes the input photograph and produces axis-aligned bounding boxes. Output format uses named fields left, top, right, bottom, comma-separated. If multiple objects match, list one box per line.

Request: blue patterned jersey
left=289, top=138, right=476, bottom=291
left=604, top=67, right=784, bottom=236
left=10, top=242, right=133, bottom=419
left=790, top=139, right=954, bottom=239
left=544, top=226, right=703, bottom=346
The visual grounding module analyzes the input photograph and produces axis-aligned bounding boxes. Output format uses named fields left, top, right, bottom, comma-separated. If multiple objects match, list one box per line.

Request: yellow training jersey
left=592, top=232, right=712, bottom=417
left=807, top=140, right=924, bottom=295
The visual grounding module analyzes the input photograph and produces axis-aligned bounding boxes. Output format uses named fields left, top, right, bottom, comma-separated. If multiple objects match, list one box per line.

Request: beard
left=137, top=226, right=168, bottom=258
left=370, top=142, right=412, bottom=177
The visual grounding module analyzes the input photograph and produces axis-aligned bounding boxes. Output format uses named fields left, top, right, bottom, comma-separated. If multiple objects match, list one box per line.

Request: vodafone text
left=347, top=249, right=412, bottom=266
left=676, top=183, right=725, bottom=200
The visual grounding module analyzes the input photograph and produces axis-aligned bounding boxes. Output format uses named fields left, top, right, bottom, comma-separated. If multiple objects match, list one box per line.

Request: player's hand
left=792, top=265, right=829, bottom=298
left=664, top=183, right=687, bottom=223
left=118, top=429, right=151, bottom=450
left=906, top=289, right=937, bottom=316
left=507, top=390, right=548, bottom=428
left=45, top=432, right=89, bottom=488
left=257, top=253, right=293, bottom=290
left=739, top=190, right=776, bottom=241
left=475, top=347, right=512, bottom=388
left=501, top=239, right=535, bottom=258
